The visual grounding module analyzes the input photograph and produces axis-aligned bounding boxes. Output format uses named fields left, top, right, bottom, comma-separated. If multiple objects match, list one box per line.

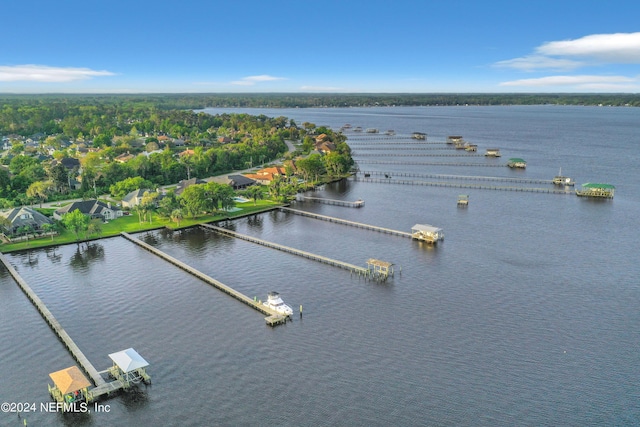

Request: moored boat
left=263, top=291, right=293, bottom=316
left=552, top=168, right=575, bottom=186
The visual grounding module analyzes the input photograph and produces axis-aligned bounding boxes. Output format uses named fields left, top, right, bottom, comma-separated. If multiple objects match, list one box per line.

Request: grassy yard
left=1, top=199, right=282, bottom=253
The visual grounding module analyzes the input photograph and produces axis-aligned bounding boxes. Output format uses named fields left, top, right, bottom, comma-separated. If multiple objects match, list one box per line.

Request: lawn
left=1, top=199, right=283, bottom=253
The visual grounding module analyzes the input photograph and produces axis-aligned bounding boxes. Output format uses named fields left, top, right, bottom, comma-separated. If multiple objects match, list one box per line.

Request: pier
left=0, top=252, right=140, bottom=402
left=280, top=207, right=412, bottom=238
left=354, top=160, right=506, bottom=167
left=353, top=176, right=574, bottom=194
left=358, top=170, right=556, bottom=185
left=120, top=232, right=285, bottom=323
left=201, top=223, right=392, bottom=280
left=353, top=152, right=484, bottom=157
left=0, top=252, right=106, bottom=388
left=296, top=195, right=364, bottom=208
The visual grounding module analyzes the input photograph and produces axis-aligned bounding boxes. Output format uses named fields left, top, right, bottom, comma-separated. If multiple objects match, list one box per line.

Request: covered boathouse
left=48, top=366, right=92, bottom=404
left=576, top=183, right=615, bottom=198
left=108, top=348, right=151, bottom=386
left=411, top=224, right=444, bottom=243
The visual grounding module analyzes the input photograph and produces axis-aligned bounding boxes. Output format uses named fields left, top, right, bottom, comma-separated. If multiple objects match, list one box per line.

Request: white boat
left=263, top=292, right=293, bottom=316
left=552, top=168, right=575, bottom=186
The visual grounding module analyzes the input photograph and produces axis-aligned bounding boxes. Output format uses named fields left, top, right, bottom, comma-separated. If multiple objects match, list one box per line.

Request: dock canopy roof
left=411, top=224, right=442, bottom=233
left=366, top=258, right=394, bottom=268
left=49, top=366, right=91, bottom=394
left=581, top=183, right=615, bottom=189
left=109, top=348, right=149, bottom=373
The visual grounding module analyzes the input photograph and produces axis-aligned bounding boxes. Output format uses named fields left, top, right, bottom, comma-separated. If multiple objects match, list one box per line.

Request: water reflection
left=246, top=214, right=263, bottom=229
left=69, top=243, right=105, bottom=270
left=45, top=247, right=63, bottom=264
left=21, top=250, right=40, bottom=268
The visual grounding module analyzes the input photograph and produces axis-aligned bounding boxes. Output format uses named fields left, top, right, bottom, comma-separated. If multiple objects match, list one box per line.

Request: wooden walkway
left=280, top=207, right=412, bottom=238
left=353, top=176, right=574, bottom=194
left=0, top=253, right=106, bottom=387
left=200, top=224, right=371, bottom=276
left=120, top=232, right=282, bottom=321
left=359, top=170, right=555, bottom=184
left=353, top=146, right=456, bottom=151
left=355, top=160, right=506, bottom=167
left=297, top=196, right=364, bottom=208
left=354, top=152, right=484, bottom=157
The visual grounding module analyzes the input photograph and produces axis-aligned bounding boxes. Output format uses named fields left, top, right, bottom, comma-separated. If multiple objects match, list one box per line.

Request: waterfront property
left=457, top=194, right=469, bottom=207
left=0, top=206, right=54, bottom=240
left=412, top=132, right=427, bottom=140
left=53, top=199, right=123, bottom=221
left=576, top=183, right=615, bottom=198
left=484, top=148, right=501, bottom=157
left=411, top=224, right=444, bottom=243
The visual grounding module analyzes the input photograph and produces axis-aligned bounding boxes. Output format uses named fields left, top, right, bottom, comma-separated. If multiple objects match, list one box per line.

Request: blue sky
left=1, top=0, right=639, bottom=93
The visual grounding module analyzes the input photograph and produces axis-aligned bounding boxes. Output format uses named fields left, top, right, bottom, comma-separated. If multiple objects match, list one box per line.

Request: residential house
left=121, top=188, right=163, bottom=209
left=115, top=152, right=135, bottom=163
left=243, top=166, right=287, bottom=185
left=175, top=178, right=207, bottom=196
left=0, top=207, right=54, bottom=236
left=217, top=136, right=232, bottom=144
left=208, top=175, right=256, bottom=190
left=53, top=200, right=123, bottom=221
left=315, top=141, right=336, bottom=154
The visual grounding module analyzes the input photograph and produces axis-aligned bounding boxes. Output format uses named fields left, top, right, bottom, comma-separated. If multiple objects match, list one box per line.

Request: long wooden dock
left=0, top=253, right=106, bottom=387
left=280, top=207, right=412, bottom=238
left=297, top=195, right=364, bottom=208
left=355, top=160, right=506, bottom=167
left=359, top=170, right=555, bottom=184
left=120, top=232, right=282, bottom=321
left=354, top=152, right=484, bottom=157
left=353, top=176, right=573, bottom=194
left=200, top=224, right=371, bottom=276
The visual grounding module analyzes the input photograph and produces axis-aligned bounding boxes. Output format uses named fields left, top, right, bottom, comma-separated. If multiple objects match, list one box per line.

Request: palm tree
left=170, top=209, right=183, bottom=227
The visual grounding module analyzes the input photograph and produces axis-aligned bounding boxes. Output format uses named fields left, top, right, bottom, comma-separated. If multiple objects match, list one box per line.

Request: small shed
left=457, top=194, right=469, bottom=207
left=507, top=158, right=527, bottom=168
left=366, top=258, right=394, bottom=280
left=411, top=224, right=444, bottom=243
left=48, top=366, right=92, bottom=403
left=108, top=348, right=151, bottom=385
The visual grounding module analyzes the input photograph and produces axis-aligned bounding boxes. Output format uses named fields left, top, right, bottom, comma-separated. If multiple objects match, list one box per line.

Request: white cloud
left=500, top=75, right=637, bottom=90
left=494, top=55, right=583, bottom=72
left=0, top=64, right=115, bottom=82
left=537, top=32, right=640, bottom=63
left=495, top=32, right=640, bottom=72
left=231, top=74, right=286, bottom=86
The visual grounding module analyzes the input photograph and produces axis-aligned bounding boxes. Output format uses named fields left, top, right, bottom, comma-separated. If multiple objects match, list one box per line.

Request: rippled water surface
left=1, top=106, right=639, bottom=426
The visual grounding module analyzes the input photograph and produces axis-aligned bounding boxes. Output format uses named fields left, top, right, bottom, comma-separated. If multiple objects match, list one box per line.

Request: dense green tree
left=62, top=209, right=90, bottom=242
left=179, top=184, right=208, bottom=218
left=109, top=176, right=154, bottom=198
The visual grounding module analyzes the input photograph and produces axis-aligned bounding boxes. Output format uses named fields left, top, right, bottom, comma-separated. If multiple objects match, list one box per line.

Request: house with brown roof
left=243, top=166, right=287, bottom=185
left=115, top=152, right=135, bottom=163
left=315, top=141, right=336, bottom=154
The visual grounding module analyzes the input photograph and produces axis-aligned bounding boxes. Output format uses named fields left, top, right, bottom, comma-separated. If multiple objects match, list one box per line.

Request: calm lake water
left=1, top=106, right=639, bottom=426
